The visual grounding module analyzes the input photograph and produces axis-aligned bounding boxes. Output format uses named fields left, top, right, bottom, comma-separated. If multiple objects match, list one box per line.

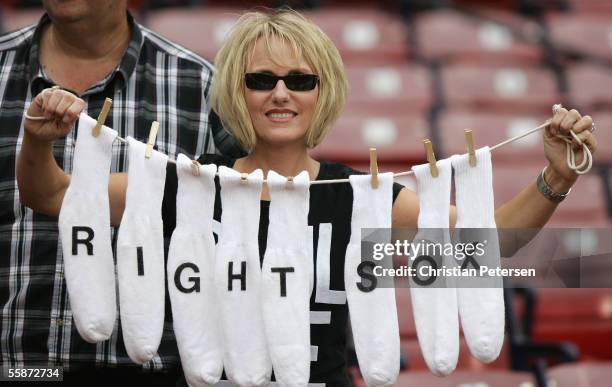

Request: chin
left=43, top=0, right=97, bottom=22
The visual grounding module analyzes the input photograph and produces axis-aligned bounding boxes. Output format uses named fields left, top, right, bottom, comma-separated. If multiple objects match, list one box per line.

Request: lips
left=265, top=109, right=297, bottom=123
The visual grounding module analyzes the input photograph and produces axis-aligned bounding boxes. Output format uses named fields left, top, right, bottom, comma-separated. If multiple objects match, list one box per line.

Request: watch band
left=537, top=167, right=571, bottom=203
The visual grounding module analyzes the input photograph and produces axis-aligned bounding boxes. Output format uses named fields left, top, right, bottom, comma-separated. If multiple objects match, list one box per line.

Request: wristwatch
left=536, top=167, right=571, bottom=203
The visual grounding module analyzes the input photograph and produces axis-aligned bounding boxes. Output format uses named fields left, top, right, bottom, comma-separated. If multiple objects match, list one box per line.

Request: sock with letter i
left=345, top=173, right=400, bottom=387
left=116, top=137, right=167, bottom=364
left=58, top=113, right=118, bottom=343
left=411, top=159, right=459, bottom=376
left=451, top=146, right=504, bottom=363
left=214, top=166, right=271, bottom=387
left=262, top=170, right=312, bottom=387
left=167, top=154, right=223, bottom=386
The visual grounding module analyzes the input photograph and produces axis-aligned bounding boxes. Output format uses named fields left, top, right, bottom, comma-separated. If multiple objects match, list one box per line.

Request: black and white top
left=163, top=154, right=403, bottom=385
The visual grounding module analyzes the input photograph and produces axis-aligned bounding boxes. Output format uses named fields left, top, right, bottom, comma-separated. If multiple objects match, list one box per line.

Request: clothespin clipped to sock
left=92, top=98, right=112, bottom=137
left=191, top=160, right=201, bottom=177
left=465, top=129, right=477, bottom=167
left=145, top=121, right=159, bottom=159
left=369, top=148, right=379, bottom=189
left=424, top=139, right=438, bottom=177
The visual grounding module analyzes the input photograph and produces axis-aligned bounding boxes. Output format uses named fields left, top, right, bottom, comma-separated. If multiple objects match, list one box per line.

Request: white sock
left=58, top=113, right=118, bottom=343
left=451, top=147, right=504, bottom=363
left=116, top=137, right=167, bottom=364
left=346, top=173, right=399, bottom=387
left=214, top=166, right=271, bottom=387
left=262, top=170, right=311, bottom=387
left=411, top=159, right=459, bottom=376
left=168, top=154, right=223, bottom=386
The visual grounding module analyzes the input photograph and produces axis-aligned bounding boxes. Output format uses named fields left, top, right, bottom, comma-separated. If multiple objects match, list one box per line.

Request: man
left=0, top=0, right=241, bottom=384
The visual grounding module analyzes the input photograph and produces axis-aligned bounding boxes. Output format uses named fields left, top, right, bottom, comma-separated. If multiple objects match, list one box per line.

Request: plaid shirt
left=0, top=13, right=242, bottom=372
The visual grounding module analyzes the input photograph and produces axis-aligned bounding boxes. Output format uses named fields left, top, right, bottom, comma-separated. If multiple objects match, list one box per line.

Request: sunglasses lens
left=245, top=73, right=319, bottom=91
left=245, top=73, right=277, bottom=90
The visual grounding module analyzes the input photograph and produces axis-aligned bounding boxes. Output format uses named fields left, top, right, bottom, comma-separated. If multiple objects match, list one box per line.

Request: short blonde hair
left=211, top=9, right=348, bottom=152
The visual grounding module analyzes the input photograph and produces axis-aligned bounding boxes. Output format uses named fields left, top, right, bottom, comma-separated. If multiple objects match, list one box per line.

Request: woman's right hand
left=25, top=87, right=85, bottom=142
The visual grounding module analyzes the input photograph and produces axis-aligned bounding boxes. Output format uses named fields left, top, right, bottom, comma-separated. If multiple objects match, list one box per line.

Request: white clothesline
left=23, top=112, right=593, bottom=184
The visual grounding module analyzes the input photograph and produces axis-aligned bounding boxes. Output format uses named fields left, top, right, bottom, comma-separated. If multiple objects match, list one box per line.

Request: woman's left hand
left=543, top=106, right=598, bottom=187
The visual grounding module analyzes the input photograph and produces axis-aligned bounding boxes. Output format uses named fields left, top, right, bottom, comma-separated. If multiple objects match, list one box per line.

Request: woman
left=18, top=9, right=597, bottom=385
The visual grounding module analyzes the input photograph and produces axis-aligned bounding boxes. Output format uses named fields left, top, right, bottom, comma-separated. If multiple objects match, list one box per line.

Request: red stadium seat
left=493, top=164, right=608, bottom=227
left=146, top=7, right=240, bottom=62
left=533, top=288, right=612, bottom=359
left=567, top=63, right=612, bottom=112
left=438, top=109, right=549, bottom=163
left=415, top=9, right=543, bottom=65
left=312, top=114, right=430, bottom=164
left=303, top=8, right=411, bottom=65
left=0, top=7, right=43, bottom=32
left=440, top=64, right=560, bottom=113
left=345, top=64, right=433, bottom=115
left=565, top=0, right=612, bottom=15
left=548, top=14, right=612, bottom=62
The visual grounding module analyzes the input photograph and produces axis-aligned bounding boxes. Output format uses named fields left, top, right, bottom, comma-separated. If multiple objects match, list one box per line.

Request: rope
left=22, top=110, right=594, bottom=183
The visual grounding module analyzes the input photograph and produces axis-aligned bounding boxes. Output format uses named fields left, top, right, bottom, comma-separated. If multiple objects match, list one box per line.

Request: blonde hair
left=211, top=9, right=348, bottom=152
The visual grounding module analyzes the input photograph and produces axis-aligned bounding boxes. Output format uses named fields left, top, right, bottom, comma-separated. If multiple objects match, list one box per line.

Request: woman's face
left=244, top=37, right=319, bottom=148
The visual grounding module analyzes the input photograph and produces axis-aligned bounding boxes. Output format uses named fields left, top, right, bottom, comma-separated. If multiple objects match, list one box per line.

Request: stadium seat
left=533, top=289, right=612, bottom=360
left=344, top=64, right=433, bottom=115
left=146, top=7, right=239, bottom=62
left=567, top=63, right=612, bottom=112
left=414, top=9, right=543, bottom=65
left=564, top=0, right=612, bottom=15
left=493, top=164, right=609, bottom=226
left=0, top=7, right=43, bottom=33
left=547, top=14, right=612, bottom=62
left=303, top=8, right=411, bottom=65
left=312, top=114, right=430, bottom=164
left=440, top=64, right=560, bottom=113
left=438, top=109, right=549, bottom=162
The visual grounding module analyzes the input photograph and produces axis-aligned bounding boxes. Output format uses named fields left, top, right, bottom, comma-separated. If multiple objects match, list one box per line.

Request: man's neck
left=46, top=15, right=130, bottom=60
left=39, top=14, right=130, bottom=94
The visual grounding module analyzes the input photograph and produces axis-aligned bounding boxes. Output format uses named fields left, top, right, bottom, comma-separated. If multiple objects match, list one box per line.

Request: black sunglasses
left=245, top=73, right=319, bottom=91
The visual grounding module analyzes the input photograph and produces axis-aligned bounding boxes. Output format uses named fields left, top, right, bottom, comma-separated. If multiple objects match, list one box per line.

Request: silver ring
left=552, top=103, right=563, bottom=115
left=590, top=122, right=596, bottom=133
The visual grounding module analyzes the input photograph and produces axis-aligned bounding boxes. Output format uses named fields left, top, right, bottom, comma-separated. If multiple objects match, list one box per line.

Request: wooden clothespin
left=465, top=129, right=477, bottom=167
left=240, top=173, right=248, bottom=185
left=423, top=139, right=438, bottom=177
left=145, top=121, right=159, bottom=159
left=191, top=160, right=201, bottom=176
left=92, top=98, right=112, bottom=137
left=369, top=148, right=379, bottom=189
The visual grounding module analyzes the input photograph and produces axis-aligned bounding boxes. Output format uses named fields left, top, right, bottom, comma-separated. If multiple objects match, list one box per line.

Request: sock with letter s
left=345, top=172, right=400, bottom=387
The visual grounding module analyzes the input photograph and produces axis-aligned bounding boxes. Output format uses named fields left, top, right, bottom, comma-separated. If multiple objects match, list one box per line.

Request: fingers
left=38, top=88, right=85, bottom=124
left=550, top=108, right=582, bottom=135
left=572, top=115, right=593, bottom=134
left=571, top=129, right=597, bottom=154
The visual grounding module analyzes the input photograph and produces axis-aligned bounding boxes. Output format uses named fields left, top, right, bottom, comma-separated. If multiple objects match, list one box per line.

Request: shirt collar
left=28, top=12, right=143, bottom=95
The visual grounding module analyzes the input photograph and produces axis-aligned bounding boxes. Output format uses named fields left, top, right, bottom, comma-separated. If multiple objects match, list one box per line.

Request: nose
left=271, top=79, right=290, bottom=103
